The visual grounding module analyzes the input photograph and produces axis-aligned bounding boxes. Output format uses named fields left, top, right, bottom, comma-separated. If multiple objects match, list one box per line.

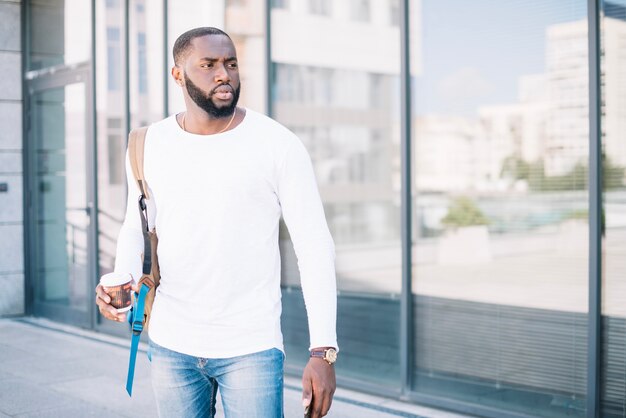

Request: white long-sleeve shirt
left=113, top=108, right=338, bottom=358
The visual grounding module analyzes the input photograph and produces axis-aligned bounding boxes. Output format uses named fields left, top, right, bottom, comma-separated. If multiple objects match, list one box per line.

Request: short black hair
left=173, top=27, right=232, bottom=66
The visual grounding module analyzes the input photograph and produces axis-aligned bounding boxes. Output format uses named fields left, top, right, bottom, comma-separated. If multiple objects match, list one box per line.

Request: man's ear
left=172, top=66, right=184, bottom=87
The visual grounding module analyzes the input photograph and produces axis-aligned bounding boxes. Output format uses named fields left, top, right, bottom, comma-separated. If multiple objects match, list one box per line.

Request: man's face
left=179, top=35, right=241, bottom=118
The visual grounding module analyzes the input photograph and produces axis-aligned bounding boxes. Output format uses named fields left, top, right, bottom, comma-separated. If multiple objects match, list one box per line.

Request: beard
left=184, top=73, right=241, bottom=118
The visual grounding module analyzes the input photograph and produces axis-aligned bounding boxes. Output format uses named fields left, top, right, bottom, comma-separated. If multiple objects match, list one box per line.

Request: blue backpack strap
left=125, top=126, right=154, bottom=397
left=126, top=282, right=150, bottom=396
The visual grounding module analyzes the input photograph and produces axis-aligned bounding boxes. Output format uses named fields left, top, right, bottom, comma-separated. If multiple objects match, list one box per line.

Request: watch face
left=325, top=348, right=338, bottom=364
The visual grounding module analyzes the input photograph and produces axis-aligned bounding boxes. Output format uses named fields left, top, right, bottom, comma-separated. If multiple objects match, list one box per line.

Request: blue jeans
left=148, top=339, right=284, bottom=418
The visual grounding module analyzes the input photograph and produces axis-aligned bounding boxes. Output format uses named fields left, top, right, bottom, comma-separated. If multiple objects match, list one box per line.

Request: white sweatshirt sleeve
left=276, top=138, right=338, bottom=351
left=113, top=149, right=157, bottom=285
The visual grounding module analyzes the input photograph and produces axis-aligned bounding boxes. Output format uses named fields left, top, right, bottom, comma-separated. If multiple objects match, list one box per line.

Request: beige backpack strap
left=128, top=126, right=150, bottom=199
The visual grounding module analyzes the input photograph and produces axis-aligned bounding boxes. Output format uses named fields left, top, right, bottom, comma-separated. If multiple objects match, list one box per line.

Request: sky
left=413, top=0, right=588, bottom=116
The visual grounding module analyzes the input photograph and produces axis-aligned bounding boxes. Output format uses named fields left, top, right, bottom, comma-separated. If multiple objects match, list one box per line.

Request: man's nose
left=214, top=63, right=230, bottom=83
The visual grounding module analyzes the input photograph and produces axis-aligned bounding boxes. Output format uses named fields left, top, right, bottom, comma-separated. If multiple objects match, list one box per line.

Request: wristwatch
left=310, top=347, right=338, bottom=365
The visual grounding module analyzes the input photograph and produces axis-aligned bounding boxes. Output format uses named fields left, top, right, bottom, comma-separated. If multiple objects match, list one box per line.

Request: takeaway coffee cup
left=100, top=272, right=133, bottom=312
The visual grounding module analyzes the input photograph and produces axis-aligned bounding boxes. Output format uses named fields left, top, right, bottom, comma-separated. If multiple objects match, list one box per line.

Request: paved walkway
left=0, top=318, right=471, bottom=418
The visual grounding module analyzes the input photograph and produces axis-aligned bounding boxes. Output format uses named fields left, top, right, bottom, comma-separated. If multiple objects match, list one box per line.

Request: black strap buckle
left=138, top=195, right=147, bottom=211
left=131, top=319, right=144, bottom=336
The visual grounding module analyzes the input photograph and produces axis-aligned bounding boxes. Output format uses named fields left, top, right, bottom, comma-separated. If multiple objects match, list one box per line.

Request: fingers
left=310, top=385, right=330, bottom=418
left=95, top=284, right=111, bottom=303
left=95, top=285, right=126, bottom=322
left=310, top=394, right=321, bottom=418
left=319, top=389, right=333, bottom=417
left=302, top=372, right=313, bottom=415
left=303, top=377, right=328, bottom=418
left=131, top=282, right=141, bottom=293
left=321, top=373, right=336, bottom=417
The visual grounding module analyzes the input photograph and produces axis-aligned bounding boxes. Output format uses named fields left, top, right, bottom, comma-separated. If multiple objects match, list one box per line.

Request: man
left=95, top=27, right=338, bottom=418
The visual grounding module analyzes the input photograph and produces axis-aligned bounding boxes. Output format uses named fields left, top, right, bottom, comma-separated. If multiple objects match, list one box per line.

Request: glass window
left=410, top=1, right=588, bottom=416
left=129, top=0, right=164, bottom=127
left=309, top=0, right=331, bottom=16
left=137, top=33, right=148, bottom=95
left=106, top=27, right=121, bottom=91
left=106, top=128, right=123, bottom=185
left=350, top=0, right=370, bottom=23
left=272, top=0, right=289, bottom=9
left=96, top=0, right=127, bottom=277
left=30, top=82, right=91, bottom=319
left=600, top=1, right=626, bottom=416
left=389, top=0, right=399, bottom=26
left=272, top=1, right=402, bottom=387
left=28, top=0, right=91, bottom=70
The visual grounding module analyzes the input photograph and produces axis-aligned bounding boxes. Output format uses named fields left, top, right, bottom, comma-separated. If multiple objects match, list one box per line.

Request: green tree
left=501, top=155, right=531, bottom=181
left=499, top=154, right=625, bottom=192
left=604, top=154, right=625, bottom=189
left=441, top=197, right=490, bottom=228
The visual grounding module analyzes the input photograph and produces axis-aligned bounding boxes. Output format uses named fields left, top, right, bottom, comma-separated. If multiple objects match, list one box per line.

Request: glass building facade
left=0, top=0, right=624, bottom=417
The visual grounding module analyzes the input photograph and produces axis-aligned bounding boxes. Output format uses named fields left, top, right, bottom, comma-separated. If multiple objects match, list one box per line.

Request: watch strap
left=310, top=349, right=326, bottom=358
left=310, top=348, right=337, bottom=364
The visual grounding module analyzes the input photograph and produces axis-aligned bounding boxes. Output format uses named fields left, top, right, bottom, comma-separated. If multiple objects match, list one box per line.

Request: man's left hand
left=301, top=355, right=336, bottom=418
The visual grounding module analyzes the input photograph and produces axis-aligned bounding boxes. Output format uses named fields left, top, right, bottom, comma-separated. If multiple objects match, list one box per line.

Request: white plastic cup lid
left=100, top=272, right=132, bottom=287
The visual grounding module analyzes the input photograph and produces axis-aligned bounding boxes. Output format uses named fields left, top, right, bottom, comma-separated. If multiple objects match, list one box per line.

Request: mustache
left=210, top=84, right=234, bottom=95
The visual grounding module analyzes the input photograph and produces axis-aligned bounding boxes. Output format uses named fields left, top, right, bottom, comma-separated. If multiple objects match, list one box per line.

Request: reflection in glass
left=106, top=27, right=121, bottom=91
left=28, top=0, right=91, bottom=70
left=96, top=0, right=127, bottom=277
left=33, top=83, right=89, bottom=312
left=272, top=2, right=402, bottom=385
left=410, top=1, right=588, bottom=416
left=600, top=2, right=626, bottom=417
left=130, top=0, right=164, bottom=128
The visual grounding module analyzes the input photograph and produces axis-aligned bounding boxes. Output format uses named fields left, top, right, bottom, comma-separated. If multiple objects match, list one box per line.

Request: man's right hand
left=95, top=284, right=129, bottom=322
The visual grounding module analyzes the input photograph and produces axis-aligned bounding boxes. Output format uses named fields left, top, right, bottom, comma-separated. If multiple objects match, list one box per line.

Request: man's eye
left=228, top=63, right=238, bottom=68
left=201, top=63, right=213, bottom=68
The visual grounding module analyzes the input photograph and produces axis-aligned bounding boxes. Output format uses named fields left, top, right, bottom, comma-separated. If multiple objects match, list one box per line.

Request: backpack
left=125, top=126, right=160, bottom=396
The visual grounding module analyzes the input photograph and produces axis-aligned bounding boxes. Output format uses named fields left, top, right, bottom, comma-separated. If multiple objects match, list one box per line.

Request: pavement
left=0, top=318, right=472, bottom=418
